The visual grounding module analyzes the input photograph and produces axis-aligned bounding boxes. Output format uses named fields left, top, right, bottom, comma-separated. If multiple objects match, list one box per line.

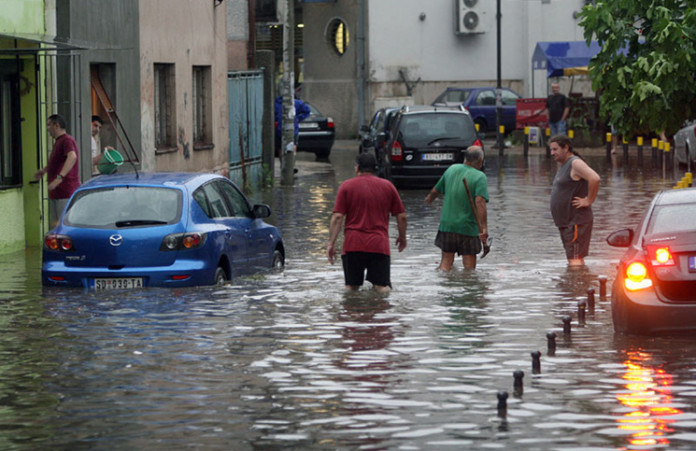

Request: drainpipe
left=356, top=0, right=366, bottom=132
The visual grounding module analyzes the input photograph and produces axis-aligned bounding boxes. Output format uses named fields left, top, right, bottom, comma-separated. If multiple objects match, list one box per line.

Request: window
left=326, top=18, right=349, bottom=56
left=192, top=66, right=213, bottom=148
left=217, top=180, right=252, bottom=218
left=154, top=63, right=176, bottom=151
left=0, top=67, right=21, bottom=188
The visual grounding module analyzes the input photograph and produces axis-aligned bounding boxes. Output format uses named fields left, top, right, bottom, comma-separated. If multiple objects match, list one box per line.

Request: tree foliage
left=579, top=0, right=696, bottom=138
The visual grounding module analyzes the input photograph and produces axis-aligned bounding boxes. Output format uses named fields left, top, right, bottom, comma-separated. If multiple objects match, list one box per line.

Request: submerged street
left=2, top=141, right=696, bottom=449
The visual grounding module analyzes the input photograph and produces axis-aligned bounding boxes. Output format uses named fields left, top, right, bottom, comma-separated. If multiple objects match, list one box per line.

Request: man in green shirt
left=425, top=146, right=489, bottom=270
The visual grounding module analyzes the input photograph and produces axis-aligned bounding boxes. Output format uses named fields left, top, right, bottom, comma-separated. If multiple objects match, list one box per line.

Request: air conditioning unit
left=456, top=0, right=489, bottom=35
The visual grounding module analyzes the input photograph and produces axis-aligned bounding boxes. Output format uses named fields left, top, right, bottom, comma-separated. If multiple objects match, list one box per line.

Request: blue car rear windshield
left=64, top=186, right=183, bottom=228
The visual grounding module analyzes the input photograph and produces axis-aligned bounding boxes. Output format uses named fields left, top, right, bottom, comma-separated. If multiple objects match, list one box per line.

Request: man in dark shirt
left=544, top=83, right=570, bottom=136
left=34, top=114, right=81, bottom=227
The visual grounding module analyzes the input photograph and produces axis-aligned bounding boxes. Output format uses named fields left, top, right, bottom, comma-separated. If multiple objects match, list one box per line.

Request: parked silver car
left=674, top=120, right=696, bottom=171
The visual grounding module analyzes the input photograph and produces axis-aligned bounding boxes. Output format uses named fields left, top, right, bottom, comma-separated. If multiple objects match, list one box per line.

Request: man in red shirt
left=327, top=152, right=407, bottom=293
left=34, top=114, right=81, bottom=227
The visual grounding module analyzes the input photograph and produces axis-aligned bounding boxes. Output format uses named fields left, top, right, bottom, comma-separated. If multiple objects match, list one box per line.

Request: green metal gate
left=228, top=70, right=264, bottom=187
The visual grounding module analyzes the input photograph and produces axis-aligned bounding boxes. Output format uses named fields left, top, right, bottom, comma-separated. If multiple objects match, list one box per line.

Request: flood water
left=2, top=143, right=696, bottom=449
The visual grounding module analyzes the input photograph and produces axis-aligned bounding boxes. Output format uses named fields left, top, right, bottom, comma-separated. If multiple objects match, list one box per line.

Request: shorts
left=341, top=252, right=391, bottom=288
left=558, top=222, right=593, bottom=260
left=434, top=231, right=481, bottom=256
left=49, top=198, right=69, bottom=227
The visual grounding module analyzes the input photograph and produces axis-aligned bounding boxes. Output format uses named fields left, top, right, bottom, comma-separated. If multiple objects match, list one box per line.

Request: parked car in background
left=383, top=105, right=484, bottom=188
left=606, top=187, right=696, bottom=334
left=42, top=172, right=284, bottom=290
left=359, top=107, right=400, bottom=178
left=432, top=86, right=521, bottom=135
left=297, top=102, right=335, bottom=159
left=674, top=120, right=696, bottom=172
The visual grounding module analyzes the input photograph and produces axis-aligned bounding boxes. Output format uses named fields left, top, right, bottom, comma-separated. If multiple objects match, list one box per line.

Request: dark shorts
left=341, top=252, right=391, bottom=288
left=434, top=231, right=481, bottom=256
left=558, top=222, right=593, bottom=260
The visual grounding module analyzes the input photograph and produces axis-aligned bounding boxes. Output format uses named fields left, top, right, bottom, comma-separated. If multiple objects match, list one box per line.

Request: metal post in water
left=513, top=370, right=524, bottom=397
left=546, top=331, right=556, bottom=356
left=497, top=390, right=508, bottom=414
left=606, top=132, right=612, bottom=160
left=578, top=300, right=586, bottom=326
left=587, top=288, right=595, bottom=313
left=622, top=137, right=629, bottom=161
left=562, top=315, right=572, bottom=335
left=637, top=136, right=644, bottom=166
left=652, top=138, right=658, bottom=166
left=598, top=276, right=608, bottom=298
left=531, top=350, right=541, bottom=374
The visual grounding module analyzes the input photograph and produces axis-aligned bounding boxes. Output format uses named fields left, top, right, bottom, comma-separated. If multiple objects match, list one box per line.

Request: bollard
left=578, top=300, right=587, bottom=326
left=513, top=370, right=524, bottom=396
left=531, top=350, right=541, bottom=374
left=546, top=128, right=552, bottom=158
left=562, top=315, right=572, bottom=335
left=524, top=126, right=529, bottom=157
left=546, top=331, right=557, bottom=356
left=637, top=136, right=644, bottom=165
left=568, top=129, right=574, bottom=139
left=497, top=390, right=508, bottom=413
left=598, top=275, right=608, bottom=298
left=623, top=137, right=629, bottom=161
left=606, top=132, right=613, bottom=159
left=587, top=288, right=595, bottom=313
left=665, top=142, right=672, bottom=171
left=659, top=140, right=665, bottom=172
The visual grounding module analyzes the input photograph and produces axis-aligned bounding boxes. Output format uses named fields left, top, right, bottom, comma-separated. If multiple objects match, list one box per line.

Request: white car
left=673, top=120, right=696, bottom=170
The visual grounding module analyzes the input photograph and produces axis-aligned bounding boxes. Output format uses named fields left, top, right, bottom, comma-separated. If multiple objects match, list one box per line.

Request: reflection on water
left=2, top=146, right=696, bottom=448
left=616, top=350, right=682, bottom=448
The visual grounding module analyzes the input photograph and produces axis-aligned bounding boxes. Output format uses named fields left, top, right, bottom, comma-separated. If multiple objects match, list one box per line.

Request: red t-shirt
left=47, top=133, right=80, bottom=200
left=333, top=174, right=405, bottom=256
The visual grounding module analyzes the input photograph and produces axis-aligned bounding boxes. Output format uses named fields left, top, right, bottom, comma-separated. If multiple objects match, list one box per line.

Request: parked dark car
left=359, top=107, right=400, bottom=154
left=674, top=120, right=696, bottom=172
left=42, top=172, right=284, bottom=290
left=606, top=187, right=696, bottom=334
left=383, top=105, right=484, bottom=188
left=297, top=102, right=335, bottom=159
left=432, top=86, right=521, bottom=134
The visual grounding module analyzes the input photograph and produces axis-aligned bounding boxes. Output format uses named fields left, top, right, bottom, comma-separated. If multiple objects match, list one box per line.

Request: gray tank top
left=550, top=156, right=593, bottom=227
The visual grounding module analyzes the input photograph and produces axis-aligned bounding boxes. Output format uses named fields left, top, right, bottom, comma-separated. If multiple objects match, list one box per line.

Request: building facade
left=301, top=0, right=592, bottom=138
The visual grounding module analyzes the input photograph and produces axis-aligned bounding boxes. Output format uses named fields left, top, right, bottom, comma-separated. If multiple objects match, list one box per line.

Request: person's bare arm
left=571, top=159, right=600, bottom=208
left=395, top=212, right=407, bottom=252
left=48, top=150, right=77, bottom=191
left=327, top=212, right=345, bottom=264
left=425, top=188, right=441, bottom=205
left=475, top=196, right=488, bottom=242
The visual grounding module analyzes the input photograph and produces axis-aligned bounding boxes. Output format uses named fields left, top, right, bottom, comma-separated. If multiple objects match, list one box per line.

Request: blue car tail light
left=160, top=232, right=207, bottom=251
left=44, top=234, right=74, bottom=252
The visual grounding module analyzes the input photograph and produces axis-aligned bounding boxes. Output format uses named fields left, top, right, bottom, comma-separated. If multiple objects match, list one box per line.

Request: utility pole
left=496, top=0, right=504, bottom=155
left=280, top=0, right=296, bottom=185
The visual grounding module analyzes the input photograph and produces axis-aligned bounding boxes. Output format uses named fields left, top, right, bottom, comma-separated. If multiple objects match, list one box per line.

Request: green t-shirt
left=434, top=163, right=489, bottom=236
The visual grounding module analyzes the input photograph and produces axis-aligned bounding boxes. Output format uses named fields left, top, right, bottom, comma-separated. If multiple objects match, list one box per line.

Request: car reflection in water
left=615, top=350, right=682, bottom=448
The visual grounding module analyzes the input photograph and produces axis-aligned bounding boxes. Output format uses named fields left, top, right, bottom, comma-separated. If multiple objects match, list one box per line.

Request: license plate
left=689, top=256, right=696, bottom=272
left=422, top=153, right=453, bottom=161
left=92, top=278, right=143, bottom=291
left=299, top=123, right=318, bottom=129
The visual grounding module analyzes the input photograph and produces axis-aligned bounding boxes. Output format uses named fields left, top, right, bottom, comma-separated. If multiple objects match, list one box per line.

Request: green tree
left=579, top=1, right=696, bottom=138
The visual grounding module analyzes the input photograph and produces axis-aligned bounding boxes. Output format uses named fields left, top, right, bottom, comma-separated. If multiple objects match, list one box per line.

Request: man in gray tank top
left=549, top=135, right=600, bottom=266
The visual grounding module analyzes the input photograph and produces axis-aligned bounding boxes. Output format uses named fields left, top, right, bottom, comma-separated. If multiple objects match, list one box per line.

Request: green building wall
left=0, top=0, right=48, bottom=254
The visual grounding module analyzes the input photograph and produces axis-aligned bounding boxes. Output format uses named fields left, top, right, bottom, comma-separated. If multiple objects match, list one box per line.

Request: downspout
left=356, top=0, right=365, bottom=131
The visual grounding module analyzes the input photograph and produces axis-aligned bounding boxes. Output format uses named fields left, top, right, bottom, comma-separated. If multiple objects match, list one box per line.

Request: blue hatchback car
left=42, top=172, right=285, bottom=289
left=432, top=86, right=521, bottom=134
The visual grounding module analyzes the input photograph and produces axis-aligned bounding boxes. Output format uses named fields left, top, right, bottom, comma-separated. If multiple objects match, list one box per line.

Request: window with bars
left=0, top=67, right=21, bottom=188
left=154, top=63, right=176, bottom=151
left=192, top=66, right=213, bottom=148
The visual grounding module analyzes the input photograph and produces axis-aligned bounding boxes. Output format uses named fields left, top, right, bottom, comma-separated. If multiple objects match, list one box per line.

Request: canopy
left=532, top=41, right=601, bottom=78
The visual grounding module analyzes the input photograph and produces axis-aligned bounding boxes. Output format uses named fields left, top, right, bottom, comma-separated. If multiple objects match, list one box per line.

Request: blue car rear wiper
left=115, top=219, right=168, bottom=227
